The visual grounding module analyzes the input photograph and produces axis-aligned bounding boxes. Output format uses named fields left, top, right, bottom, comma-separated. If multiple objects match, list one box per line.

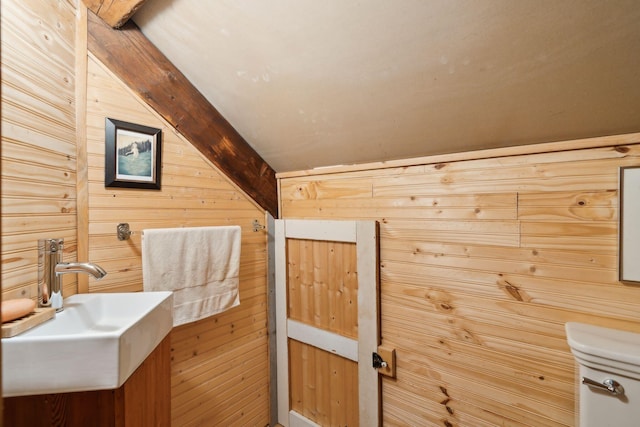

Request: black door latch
left=372, top=352, right=388, bottom=369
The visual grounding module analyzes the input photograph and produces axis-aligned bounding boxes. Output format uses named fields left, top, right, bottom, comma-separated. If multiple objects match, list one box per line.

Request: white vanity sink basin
left=2, top=291, right=173, bottom=397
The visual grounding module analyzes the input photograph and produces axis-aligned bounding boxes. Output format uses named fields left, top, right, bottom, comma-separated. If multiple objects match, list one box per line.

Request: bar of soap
left=1, top=298, right=36, bottom=323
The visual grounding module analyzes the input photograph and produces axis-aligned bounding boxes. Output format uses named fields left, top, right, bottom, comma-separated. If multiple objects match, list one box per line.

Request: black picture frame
left=105, top=118, right=162, bottom=190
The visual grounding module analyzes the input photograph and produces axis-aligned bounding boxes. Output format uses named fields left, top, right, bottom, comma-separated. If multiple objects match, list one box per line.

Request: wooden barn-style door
left=275, top=219, right=381, bottom=427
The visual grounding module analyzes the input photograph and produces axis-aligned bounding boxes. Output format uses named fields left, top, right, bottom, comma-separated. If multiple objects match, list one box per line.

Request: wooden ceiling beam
left=87, top=11, right=278, bottom=217
left=82, top=0, right=147, bottom=28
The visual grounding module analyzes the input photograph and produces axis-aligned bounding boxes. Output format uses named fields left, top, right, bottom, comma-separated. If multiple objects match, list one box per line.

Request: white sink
left=2, top=291, right=173, bottom=397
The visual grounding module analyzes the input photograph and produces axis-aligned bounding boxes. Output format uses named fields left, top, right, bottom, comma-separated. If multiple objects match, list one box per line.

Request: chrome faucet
left=55, top=262, right=107, bottom=279
left=38, top=238, right=107, bottom=312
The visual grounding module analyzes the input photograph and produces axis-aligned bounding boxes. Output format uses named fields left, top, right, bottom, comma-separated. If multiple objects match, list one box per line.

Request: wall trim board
left=86, top=11, right=278, bottom=217
left=76, top=3, right=90, bottom=294
left=266, top=212, right=278, bottom=427
left=276, top=132, right=640, bottom=179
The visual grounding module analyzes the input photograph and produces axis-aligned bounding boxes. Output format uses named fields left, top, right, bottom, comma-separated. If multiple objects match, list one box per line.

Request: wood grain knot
left=500, top=280, right=534, bottom=302
left=439, top=303, right=453, bottom=311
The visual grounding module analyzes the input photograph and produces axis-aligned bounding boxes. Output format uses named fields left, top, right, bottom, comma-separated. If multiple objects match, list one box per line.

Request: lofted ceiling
left=131, top=0, right=640, bottom=173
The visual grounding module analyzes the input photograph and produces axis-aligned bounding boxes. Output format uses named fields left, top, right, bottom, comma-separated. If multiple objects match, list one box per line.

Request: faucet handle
left=41, top=238, right=64, bottom=253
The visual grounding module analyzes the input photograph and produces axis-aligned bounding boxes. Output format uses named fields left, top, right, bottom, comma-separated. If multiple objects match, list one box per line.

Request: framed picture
left=105, top=118, right=162, bottom=189
left=619, top=166, right=640, bottom=283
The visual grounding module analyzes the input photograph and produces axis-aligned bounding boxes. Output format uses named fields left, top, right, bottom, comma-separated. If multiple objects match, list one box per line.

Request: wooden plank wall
left=2, top=1, right=270, bottom=425
left=278, top=137, right=640, bottom=426
left=1, top=0, right=79, bottom=301
left=85, top=56, right=270, bottom=426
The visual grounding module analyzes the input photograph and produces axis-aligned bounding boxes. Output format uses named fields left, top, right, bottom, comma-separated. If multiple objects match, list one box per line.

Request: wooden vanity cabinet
left=3, top=334, right=171, bottom=427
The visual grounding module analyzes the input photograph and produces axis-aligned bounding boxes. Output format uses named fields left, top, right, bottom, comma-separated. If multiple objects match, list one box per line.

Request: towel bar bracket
left=117, top=223, right=132, bottom=240
left=252, top=219, right=265, bottom=232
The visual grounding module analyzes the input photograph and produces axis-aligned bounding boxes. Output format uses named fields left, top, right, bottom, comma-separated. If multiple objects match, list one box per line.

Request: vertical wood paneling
left=279, top=137, right=640, bottom=426
left=289, top=339, right=359, bottom=426
left=287, top=239, right=358, bottom=339
left=285, top=236, right=360, bottom=425
left=1, top=0, right=79, bottom=300
left=85, top=56, right=270, bottom=426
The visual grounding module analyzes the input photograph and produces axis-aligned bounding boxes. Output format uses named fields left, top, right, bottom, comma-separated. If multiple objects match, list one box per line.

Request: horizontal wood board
left=279, top=137, right=640, bottom=426
left=1, top=0, right=79, bottom=301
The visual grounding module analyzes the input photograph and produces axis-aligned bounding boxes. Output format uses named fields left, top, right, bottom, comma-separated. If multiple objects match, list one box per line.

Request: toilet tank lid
left=566, top=322, right=640, bottom=369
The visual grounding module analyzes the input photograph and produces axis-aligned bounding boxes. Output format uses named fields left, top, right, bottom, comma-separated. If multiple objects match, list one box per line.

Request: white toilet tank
left=565, top=322, right=640, bottom=427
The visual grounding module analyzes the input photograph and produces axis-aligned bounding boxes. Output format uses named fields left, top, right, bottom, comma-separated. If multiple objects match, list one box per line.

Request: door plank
left=288, top=320, right=358, bottom=361
left=356, top=221, right=381, bottom=427
left=283, top=219, right=357, bottom=242
left=287, top=239, right=359, bottom=338
left=289, top=340, right=358, bottom=426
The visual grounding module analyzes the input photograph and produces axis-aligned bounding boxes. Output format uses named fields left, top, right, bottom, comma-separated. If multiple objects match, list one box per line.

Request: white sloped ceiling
left=133, top=0, right=640, bottom=172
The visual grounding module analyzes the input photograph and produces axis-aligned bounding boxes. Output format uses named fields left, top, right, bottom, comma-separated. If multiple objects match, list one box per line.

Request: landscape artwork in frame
left=105, top=118, right=162, bottom=189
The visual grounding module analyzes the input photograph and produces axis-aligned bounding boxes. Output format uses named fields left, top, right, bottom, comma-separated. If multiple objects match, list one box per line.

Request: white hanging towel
left=142, top=226, right=241, bottom=327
